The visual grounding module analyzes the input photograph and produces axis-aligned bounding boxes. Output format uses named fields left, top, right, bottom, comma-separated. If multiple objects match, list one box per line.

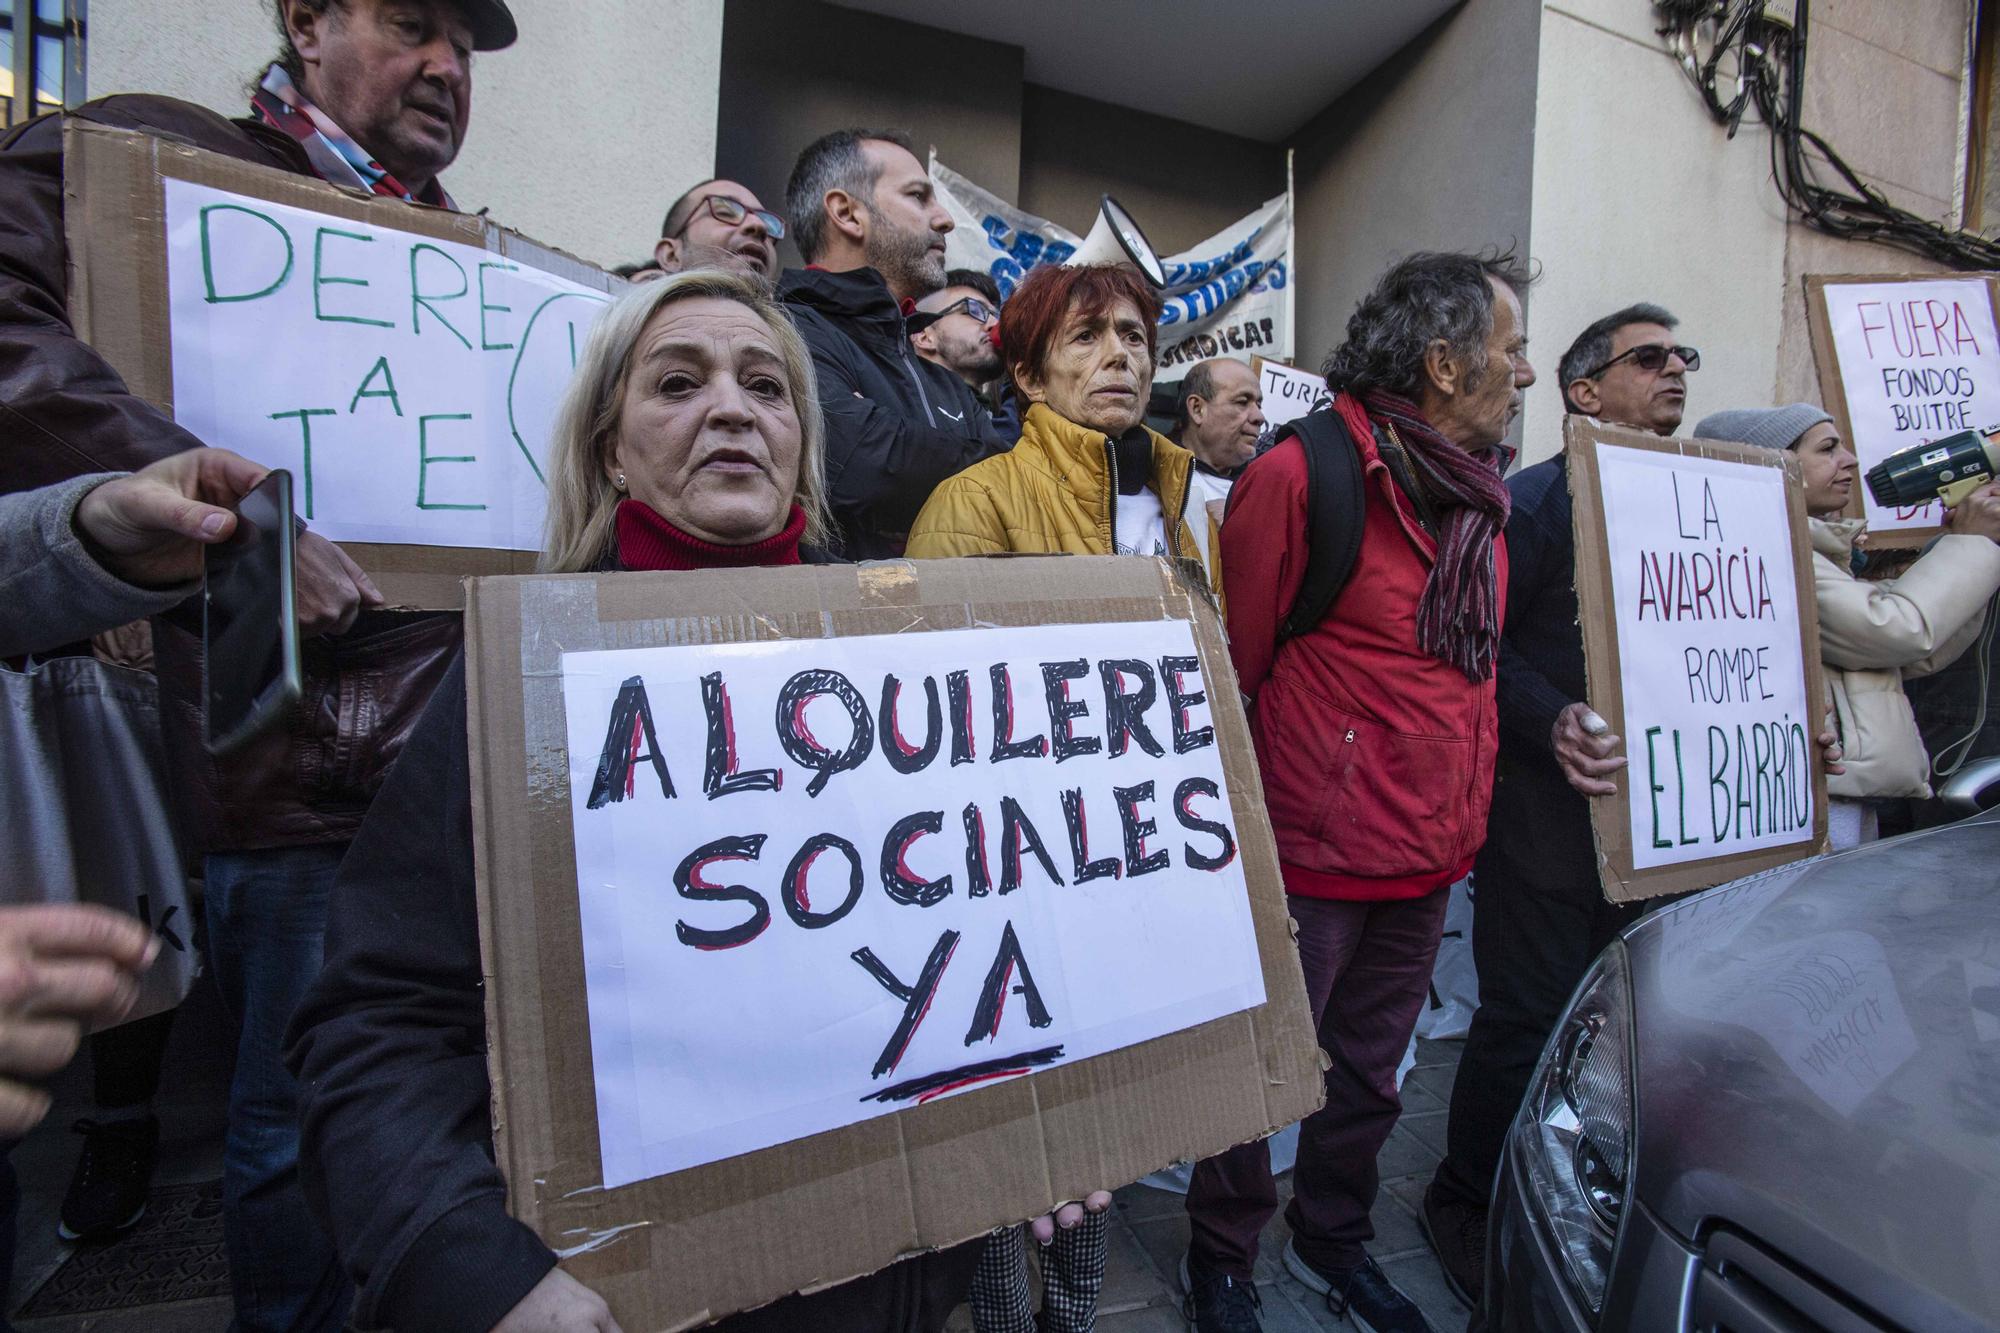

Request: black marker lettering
left=879, top=673, right=943, bottom=774
left=587, top=675, right=674, bottom=807
left=852, top=930, right=960, bottom=1078
left=963, top=920, right=1053, bottom=1045
left=1098, top=658, right=1164, bottom=757
left=673, top=834, right=769, bottom=950
left=1174, top=776, right=1236, bottom=870
left=781, top=832, right=863, bottom=929
left=1160, top=655, right=1215, bottom=753
left=701, top=671, right=781, bottom=798
left=1062, top=787, right=1121, bottom=882
left=881, top=810, right=952, bottom=907
left=775, top=668, right=874, bottom=797
left=1041, top=659, right=1100, bottom=762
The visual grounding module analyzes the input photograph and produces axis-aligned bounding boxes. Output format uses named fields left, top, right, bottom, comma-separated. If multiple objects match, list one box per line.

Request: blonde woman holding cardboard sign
left=1694, top=404, right=2000, bottom=847
left=287, top=272, right=986, bottom=1333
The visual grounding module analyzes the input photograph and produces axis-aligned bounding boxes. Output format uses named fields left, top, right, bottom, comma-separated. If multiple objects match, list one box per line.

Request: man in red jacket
left=1180, top=252, right=1535, bottom=1333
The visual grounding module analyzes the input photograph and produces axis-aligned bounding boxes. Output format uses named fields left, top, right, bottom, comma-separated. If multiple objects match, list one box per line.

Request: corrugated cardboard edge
left=1800, top=271, right=2000, bottom=551
left=1566, top=419, right=1831, bottom=903
left=466, top=556, right=1323, bottom=1331
left=63, top=119, right=616, bottom=610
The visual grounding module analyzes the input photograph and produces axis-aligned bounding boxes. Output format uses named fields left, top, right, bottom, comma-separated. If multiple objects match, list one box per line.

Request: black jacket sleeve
left=1495, top=468, right=1579, bottom=757
left=284, top=655, right=556, bottom=1333
left=798, top=318, right=1009, bottom=537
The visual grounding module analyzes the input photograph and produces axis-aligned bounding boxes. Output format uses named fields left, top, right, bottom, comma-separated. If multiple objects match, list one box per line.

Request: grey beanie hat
left=1691, top=403, right=1833, bottom=451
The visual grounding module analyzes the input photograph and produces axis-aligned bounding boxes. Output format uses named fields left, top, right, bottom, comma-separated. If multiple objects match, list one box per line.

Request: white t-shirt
left=1114, top=489, right=1168, bottom=556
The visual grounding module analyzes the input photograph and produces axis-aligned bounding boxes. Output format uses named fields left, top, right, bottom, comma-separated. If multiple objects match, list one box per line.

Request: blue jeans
left=205, top=844, right=353, bottom=1333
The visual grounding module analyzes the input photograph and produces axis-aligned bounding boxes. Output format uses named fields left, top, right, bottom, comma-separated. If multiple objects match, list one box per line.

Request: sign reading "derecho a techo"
left=1567, top=420, right=1829, bottom=901
left=66, top=122, right=622, bottom=605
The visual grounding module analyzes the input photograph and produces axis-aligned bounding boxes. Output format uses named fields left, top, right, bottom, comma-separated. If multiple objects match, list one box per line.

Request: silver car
left=1486, top=776, right=2000, bottom=1331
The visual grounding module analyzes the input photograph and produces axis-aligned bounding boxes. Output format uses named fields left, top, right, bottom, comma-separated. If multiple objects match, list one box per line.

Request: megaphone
left=1067, top=194, right=1167, bottom=288
left=1866, top=425, right=2000, bottom=509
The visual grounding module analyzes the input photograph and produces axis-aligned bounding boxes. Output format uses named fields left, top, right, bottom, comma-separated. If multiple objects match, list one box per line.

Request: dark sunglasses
left=937, top=296, right=999, bottom=325
left=675, top=194, right=786, bottom=241
left=1581, top=343, right=1700, bottom=378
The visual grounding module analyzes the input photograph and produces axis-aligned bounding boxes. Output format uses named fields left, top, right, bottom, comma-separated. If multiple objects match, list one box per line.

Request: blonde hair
left=540, top=269, right=831, bottom=572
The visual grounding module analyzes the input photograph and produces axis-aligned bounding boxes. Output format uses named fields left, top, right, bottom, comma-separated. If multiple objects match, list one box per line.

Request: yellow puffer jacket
left=905, top=403, right=1214, bottom=583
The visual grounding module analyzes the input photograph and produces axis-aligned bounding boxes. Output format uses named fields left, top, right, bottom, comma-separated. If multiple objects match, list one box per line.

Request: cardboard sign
left=1567, top=419, right=1829, bottom=901
left=1252, top=356, right=1330, bottom=429
left=467, top=556, right=1321, bottom=1328
left=1805, top=273, right=2000, bottom=547
left=64, top=121, right=623, bottom=608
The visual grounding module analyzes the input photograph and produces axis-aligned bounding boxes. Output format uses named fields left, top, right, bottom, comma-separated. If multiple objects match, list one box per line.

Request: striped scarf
left=251, top=66, right=452, bottom=208
left=1359, top=389, right=1511, bottom=682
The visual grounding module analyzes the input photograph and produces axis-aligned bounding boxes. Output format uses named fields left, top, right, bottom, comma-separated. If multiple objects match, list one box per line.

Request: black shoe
left=57, top=1115, right=157, bottom=1242
left=1180, top=1250, right=1263, bottom=1333
left=1419, top=1178, right=1486, bottom=1309
left=1283, top=1240, right=1434, bottom=1333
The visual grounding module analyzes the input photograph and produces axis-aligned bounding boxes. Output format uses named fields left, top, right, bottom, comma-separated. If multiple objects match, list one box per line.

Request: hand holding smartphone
left=203, top=470, right=303, bottom=756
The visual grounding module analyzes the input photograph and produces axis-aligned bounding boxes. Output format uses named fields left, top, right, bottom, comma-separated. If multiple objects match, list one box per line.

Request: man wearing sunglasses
left=654, top=178, right=783, bottom=287
left=1422, top=303, right=1696, bottom=1302
left=909, top=273, right=1004, bottom=391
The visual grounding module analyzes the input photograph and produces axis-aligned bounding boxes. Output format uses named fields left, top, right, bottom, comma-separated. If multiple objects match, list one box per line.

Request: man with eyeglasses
left=909, top=270, right=1004, bottom=391
left=654, top=178, right=783, bottom=287
left=1422, top=303, right=1697, bottom=1303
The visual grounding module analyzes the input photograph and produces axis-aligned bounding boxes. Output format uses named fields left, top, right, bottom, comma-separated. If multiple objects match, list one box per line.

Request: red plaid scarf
left=1358, top=390, right=1511, bottom=683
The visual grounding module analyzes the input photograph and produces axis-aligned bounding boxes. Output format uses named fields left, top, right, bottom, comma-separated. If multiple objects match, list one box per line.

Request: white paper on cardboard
left=1819, top=277, right=2000, bottom=532
left=1595, top=444, right=1820, bottom=870
left=558, top=618, right=1266, bottom=1189
left=163, top=177, right=612, bottom=550
left=1256, top=359, right=1331, bottom=430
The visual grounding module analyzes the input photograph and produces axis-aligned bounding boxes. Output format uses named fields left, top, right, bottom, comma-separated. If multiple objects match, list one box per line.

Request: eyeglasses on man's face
left=677, top=194, right=786, bottom=241
left=1582, top=343, right=1700, bottom=379
left=937, top=296, right=998, bottom=326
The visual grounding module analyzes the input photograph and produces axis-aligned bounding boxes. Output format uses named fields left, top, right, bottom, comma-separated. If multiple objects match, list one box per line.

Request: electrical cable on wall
left=1657, top=0, right=2000, bottom=269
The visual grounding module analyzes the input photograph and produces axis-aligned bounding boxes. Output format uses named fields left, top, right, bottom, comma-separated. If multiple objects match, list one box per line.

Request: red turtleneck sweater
left=614, top=500, right=806, bottom=571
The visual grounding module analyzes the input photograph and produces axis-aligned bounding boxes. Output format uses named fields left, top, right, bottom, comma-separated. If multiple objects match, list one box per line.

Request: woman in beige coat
left=1695, top=404, right=2000, bottom=847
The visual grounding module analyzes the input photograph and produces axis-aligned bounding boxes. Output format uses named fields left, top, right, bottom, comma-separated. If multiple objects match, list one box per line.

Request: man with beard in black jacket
left=779, top=129, right=1010, bottom=559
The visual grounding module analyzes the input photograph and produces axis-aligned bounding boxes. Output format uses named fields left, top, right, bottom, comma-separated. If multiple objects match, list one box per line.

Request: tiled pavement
left=946, top=1037, right=1471, bottom=1333
left=9, top=988, right=1467, bottom=1333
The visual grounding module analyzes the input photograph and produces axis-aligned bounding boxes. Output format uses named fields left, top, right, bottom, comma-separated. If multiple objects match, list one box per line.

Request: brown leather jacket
left=0, top=95, right=461, bottom=851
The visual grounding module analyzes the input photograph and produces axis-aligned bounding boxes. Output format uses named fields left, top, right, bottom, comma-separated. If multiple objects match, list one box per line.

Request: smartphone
left=203, top=469, right=303, bottom=756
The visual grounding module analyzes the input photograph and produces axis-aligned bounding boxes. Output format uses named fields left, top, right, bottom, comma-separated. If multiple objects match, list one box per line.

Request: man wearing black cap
left=0, top=3, right=514, bottom=1330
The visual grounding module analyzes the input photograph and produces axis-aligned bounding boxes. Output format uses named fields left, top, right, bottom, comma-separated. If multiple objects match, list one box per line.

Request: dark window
left=2, top=0, right=86, bottom=129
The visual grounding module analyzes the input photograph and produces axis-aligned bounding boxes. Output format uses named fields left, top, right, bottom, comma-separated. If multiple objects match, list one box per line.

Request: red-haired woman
left=906, top=261, right=1200, bottom=1332
left=906, top=263, right=1215, bottom=584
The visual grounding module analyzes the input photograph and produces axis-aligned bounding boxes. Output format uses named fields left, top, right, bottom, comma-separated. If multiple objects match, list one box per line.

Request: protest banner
left=1252, top=355, right=1330, bottom=429
left=1805, top=272, right=2000, bottom=548
left=466, top=556, right=1321, bottom=1328
left=64, top=121, right=622, bottom=608
left=1567, top=418, right=1829, bottom=902
left=931, top=156, right=1292, bottom=385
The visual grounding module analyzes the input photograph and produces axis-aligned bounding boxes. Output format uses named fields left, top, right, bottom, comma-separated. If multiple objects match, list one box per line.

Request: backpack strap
left=1272, top=406, right=1367, bottom=640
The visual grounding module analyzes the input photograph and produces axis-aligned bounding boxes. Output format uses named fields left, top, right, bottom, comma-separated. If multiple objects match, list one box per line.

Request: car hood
left=1625, top=809, right=2000, bottom=1328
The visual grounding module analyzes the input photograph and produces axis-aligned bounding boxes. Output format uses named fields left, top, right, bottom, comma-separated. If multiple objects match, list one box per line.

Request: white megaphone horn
left=1066, top=194, right=1167, bottom=288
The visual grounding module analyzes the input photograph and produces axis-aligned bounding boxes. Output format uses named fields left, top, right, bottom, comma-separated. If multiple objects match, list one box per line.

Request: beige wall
left=86, top=0, right=723, bottom=268
left=1519, top=0, right=1791, bottom=460
left=1288, top=0, right=1543, bottom=388
left=1772, top=0, right=1972, bottom=405
left=1521, top=0, right=1974, bottom=462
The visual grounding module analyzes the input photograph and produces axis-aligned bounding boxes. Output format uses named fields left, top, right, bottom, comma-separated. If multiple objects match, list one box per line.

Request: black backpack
left=1227, top=406, right=1366, bottom=639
